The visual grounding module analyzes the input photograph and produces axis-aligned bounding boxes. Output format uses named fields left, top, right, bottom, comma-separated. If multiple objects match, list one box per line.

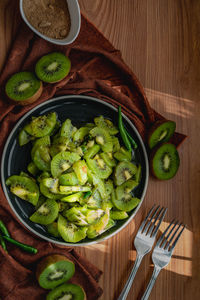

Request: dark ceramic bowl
left=1, top=95, right=149, bottom=246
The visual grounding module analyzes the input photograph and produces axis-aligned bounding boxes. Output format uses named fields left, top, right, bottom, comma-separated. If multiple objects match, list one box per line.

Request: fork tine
left=164, top=222, right=182, bottom=251
left=147, top=207, right=166, bottom=236
left=162, top=220, right=179, bottom=248
left=138, top=205, right=157, bottom=232
left=151, top=207, right=167, bottom=237
left=156, top=219, right=175, bottom=247
left=170, top=225, right=185, bottom=252
left=142, top=205, right=160, bottom=234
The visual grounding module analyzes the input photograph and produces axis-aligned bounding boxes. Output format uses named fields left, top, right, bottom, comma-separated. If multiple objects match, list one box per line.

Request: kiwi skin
left=150, top=142, right=180, bottom=180
left=7, top=81, right=43, bottom=106
left=36, top=254, right=75, bottom=289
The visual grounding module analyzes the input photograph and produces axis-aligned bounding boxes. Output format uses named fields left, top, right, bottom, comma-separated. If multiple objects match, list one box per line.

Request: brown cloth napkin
left=0, top=8, right=186, bottom=300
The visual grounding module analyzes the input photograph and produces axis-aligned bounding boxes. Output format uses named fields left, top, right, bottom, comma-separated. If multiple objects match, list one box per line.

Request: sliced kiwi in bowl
left=36, top=254, right=75, bottom=290
left=148, top=120, right=176, bottom=149
left=5, top=71, right=43, bottom=105
left=150, top=143, right=180, bottom=180
left=35, top=52, right=71, bottom=83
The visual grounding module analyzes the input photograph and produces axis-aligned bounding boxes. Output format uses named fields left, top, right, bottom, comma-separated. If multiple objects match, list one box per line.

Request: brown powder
left=23, top=0, right=71, bottom=39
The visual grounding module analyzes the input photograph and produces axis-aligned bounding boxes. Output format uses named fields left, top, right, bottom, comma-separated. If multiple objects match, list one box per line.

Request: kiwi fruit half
left=30, top=199, right=59, bottom=225
left=46, top=283, right=86, bottom=300
left=5, top=71, right=42, bottom=105
left=36, top=254, right=75, bottom=290
left=51, top=151, right=80, bottom=178
left=150, top=143, right=180, bottom=180
left=148, top=120, right=176, bottom=149
left=6, top=175, right=39, bottom=205
left=114, top=161, right=137, bottom=186
left=35, top=52, right=71, bottom=83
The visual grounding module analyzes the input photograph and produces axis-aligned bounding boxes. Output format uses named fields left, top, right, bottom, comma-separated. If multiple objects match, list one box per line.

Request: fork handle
left=118, top=254, right=144, bottom=300
left=141, top=266, right=161, bottom=300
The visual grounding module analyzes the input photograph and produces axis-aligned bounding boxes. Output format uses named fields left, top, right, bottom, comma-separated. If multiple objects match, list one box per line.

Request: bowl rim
left=19, top=0, right=81, bottom=45
left=1, top=95, right=149, bottom=246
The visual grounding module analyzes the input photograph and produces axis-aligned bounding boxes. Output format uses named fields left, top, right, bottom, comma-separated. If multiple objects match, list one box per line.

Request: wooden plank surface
left=0, top=0, right=200, bottom=299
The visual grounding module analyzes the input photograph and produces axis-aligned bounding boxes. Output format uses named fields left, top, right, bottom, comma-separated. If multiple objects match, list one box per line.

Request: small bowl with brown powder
left=20, top=0, right=81, bottom=45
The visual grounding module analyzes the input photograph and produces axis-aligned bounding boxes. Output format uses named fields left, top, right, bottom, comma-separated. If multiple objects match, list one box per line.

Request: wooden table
left=1, top=1, right=200, bottom=299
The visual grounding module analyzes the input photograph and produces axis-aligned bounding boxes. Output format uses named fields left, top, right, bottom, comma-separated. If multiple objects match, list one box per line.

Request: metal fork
left=141, top=220, right=185, bottom=300
left=118, top=205, right=167, bottom=300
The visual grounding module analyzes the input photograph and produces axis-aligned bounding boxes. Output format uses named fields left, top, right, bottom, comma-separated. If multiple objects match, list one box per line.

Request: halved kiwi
left=36, top=254, right=75, bottom=289
left=46, top=283, right=86, bottom=300
left=6, top=175, right=39, bottom=205
left=150, top=143, right=180, bottom=180
left=51, top=151, right=80, bottom=178
left=35, top=52, right=71, bottom=83
left=114, top=161, right=137, bottom=186
left=30, top=199, right=59, bottom=225
left=5, top=71, right=43, bottom=105
left=148, top=120, right=176, bottom=149
left=58, top=215, right=87, bottom=243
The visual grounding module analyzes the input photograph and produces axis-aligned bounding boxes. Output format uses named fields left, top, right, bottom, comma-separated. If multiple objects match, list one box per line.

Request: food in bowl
left=23, top=0, right=71, bottom=39
left=6, top=112, right=142, bottom=243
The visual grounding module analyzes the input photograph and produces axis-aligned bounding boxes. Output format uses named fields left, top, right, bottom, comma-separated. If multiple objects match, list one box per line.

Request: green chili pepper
left=2, top=236, right=37, bottom=254
left=118, top=106, right=132, bottom=151
left=124, top=129, right=138, bottom=149
left=0, top=220, right=10, bottom=237
left=83, top=191, right=92, bottom=199
left=0, top=234, right=7, bottom=252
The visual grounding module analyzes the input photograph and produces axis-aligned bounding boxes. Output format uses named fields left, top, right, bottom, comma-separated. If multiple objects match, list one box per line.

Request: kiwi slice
left=5, top=71, right=42, bottom=105
left=86, top=157, right=112, bottom=179
left=27, top=161, right=40, bottom=176
left=46, top=283, right=86, bottom=300
left=73, top=127, right=90, bottom=143
left=60, top=119, right=77, bottom=139
left=46, top=222, right=60, bottom=238
left=42, top=178, right=59, bottom=194
left=110, top=210, right=129, bottom=220
left=92, top=174, right=107, bottom=199
left=64, top=206, right=88, bottom=226
left=40, top=182, right=63, bottom=200
left=94, top=115, right=119, bottom=135
left=87, top=209, right=109, bottom=239
left=114, top=147, right=132, bottom=162
left=35, top=52, right=71, bottom=83
left=58, top=215, right=87, bottom=243
left=6, top=175, right=39, bottom=205
left=35, top=195, right=46, bottom=210
left=60, top=186, right=91, bottom=193
left=72, top=160, right=88, bottom=185
left=60, top=192, right=82, bottom=203
left=37, top=171, right=51, bottom=183
left=31, top=135, right=51, bottom=160
left=83, top=144, right=100, bottom=159
left=150, top=143, right=180, bottom=180
left=148, top=120, right=176, bottom=149
left=18, top=129, right=34, bottom=146
left=90, top=127, right=113, bottom=152
left=112, top=136, right=120, bottom=152
left=25, top=112, right=57, bottom=138
left=51, top=151, right=80, bottom=178
left=33, top=145, right=51, bottom=171
left=50, top=136, right=69, bottom=157
left=84, top=188, right=102, bottom=209
left=59, top=172, right=79, bottom=186
left=100, top=152, right=116, bottom=167
left=36, top=254, right=75, bottom=290
left=30, top=199, right=59, bottom=225
left=114, top=161, right=137, bottom=186
left=112, top=180, right=140, bottom=212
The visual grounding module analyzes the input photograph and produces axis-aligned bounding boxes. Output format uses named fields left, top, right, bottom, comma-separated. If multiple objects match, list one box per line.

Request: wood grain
left=0, top=0, right=200, bottom=299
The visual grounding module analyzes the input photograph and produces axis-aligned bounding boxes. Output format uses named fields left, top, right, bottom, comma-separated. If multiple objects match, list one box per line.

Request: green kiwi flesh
left=58, top=215, right=87, bottom=243
left=86, top=157, right=112, bottom=179
left=148, top=120, right=176, bottom=149
left=35, top=52, right=71, bottom=83
left=46, top=222, right=60, bottom=237
left=46, top=283, right=86, bottom=300
left=51, top=151, right=80, bottom=178
left=114, top=161, right=137, bottom=185
left=87, top=209, right=109, bottom=239
left=18, top=129, right=34, bottom=146
left=150, top=143, right=180, bottom=180
left=59, top=172, right=79, bottom=186
left=90, top=127, right=113, bottom=152
left=30, top=199, right=59, bottom=225
left=5, top=71, right=42, bottom=104
left=94, top=115, right=119, bottom=135
left=36, top=254, right=75, bottom=290
left=6, top=175, right=39, bottom=205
